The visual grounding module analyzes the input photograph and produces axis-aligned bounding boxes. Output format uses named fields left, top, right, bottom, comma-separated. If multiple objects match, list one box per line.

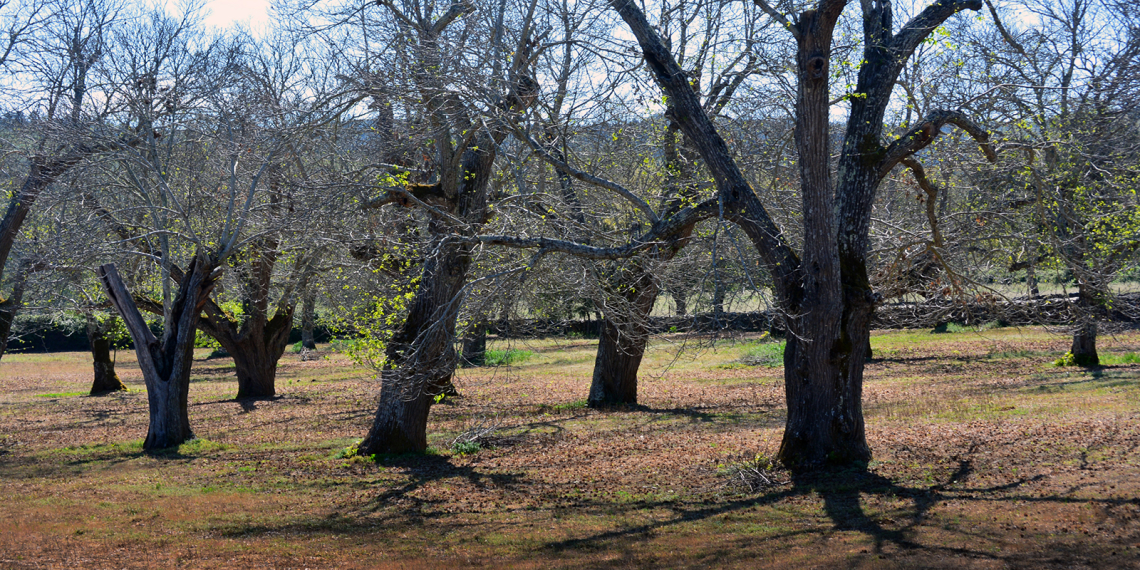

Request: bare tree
left=607, top=0, right=996, bottom=466
left=979, top=0, right=1140, bottom=365
left=0, top=0, right=127, bottom=359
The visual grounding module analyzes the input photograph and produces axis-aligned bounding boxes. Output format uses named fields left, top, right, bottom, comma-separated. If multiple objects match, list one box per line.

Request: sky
left=201, top=0, right=273, bottom=32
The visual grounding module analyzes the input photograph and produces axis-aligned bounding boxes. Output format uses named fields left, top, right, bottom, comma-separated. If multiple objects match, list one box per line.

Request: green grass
left=552, top=398, right=589, bottom=412
left=484, top=348, right=534, bottom=366
left=46, top=440, right=145, bottom=458
left=738, top=341, right=785, bottom=367
left=34, top=391, right=88, bottom=398
left=1102, top=352, right=1140, bottom=365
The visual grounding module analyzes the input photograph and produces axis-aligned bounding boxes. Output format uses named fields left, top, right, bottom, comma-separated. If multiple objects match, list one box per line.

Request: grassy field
left=1, top=326, right=1139, bottom=569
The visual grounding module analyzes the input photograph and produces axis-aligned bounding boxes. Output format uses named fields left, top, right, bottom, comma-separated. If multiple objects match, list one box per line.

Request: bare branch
left=505, top=121, right=659, bottom=224
left=892, top=0, right=983, bottom=61
left=752, top=0, right=798, bottom=40
left=878, top=109, right=996, bottom=179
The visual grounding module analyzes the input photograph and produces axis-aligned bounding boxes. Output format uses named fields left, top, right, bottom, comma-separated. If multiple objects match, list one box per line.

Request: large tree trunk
left=611, top=0, right=985, bottom=469
left=232, top=318, right=293, bottom=398
left=359, top=234, right=473, bottom=456
left=365, top=370, right=435, bottom=454
left=589, top=317, right=649, bottom=407
left=588, top=262, right=661, bottom=408
left=99, top=256, right=221, bottom=451
left=202, top=310, right=295, bottom=399
left=1070, top=321, right=1098, bottom=366
left=774, top=7, right=868, bottom=467
left=87, top=314, right=126, bottom=395
left=1069, top=281, right=1102, bottom=366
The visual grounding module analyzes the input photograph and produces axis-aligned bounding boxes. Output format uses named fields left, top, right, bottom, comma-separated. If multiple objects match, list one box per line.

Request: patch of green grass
left=552, top=398, right=589, bottom=412
left=739, top=341, right=785, bottom=367
left=715, top=361, right=750, bottom=370
left=1053, top=351, right=1099, bottom=367
left=171, top=438, right=229, bottom=455
left=34, top=391, right=88, bottom=398
left=932, top=322, right=970, bottom=334
left=985, top=349, right=1054, bottom=360
left=484, top=348, right=534, bottom=366
left=47, top=440, right=145, bottom=458
left=333, top=440, right=362, bottom=459
left=1101, top=352, right=1140, bottom=366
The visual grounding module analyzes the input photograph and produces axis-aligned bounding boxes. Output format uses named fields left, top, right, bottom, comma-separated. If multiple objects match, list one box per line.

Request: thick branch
left=900, top=157, right=944, bottom=248
left=752, top=0, right=798, bottom=39
left=878, top=109, right=996, bottom=178
left=892, top=0, right=983, bottom=60
left=430, top=1, right=473, bottom=36
left=98, top=263, right=158, bottom=350
left=608, top=0, right=800, bottom=292
left=470, top=198, right=718, bottom=260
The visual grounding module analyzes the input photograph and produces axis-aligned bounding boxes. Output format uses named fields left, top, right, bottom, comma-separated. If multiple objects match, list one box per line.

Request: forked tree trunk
left=357, top=11, right=539, bottom=455
left=231, top=321, right=293, bottom=398
left=612, top=0, right=987, bottom=468
left=589, top=264, right=661, bottom=408
left=202, top=311, right=294, bottom=399
left=99, top=256, right=221, bottom=451
left=196, top=239, right=310, bottom=399
left=87, top=314, right=126, bottom=394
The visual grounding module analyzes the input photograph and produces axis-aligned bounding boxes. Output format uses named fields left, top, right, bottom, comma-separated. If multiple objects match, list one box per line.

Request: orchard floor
left=1, top=326, right=1139, bottom=569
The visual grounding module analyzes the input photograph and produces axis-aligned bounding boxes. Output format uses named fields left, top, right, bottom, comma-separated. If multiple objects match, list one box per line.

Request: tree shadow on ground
left=214, top=453, right=527, bottom=538
left=538, top=457, right=1138, bottom=568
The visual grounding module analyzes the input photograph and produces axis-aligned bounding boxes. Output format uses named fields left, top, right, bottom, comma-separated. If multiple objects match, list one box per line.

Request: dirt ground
left=0, top=326, right=1138, bottom=569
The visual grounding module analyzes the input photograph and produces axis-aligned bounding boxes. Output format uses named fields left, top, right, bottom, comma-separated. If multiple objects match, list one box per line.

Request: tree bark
left=200, top=309, right=294, bottom=399
left=1069, top=281, right=1102, bottom=366
left=87, top=314, right=126, bottom=394
left=611, top=0, right=986, bottom=468
left=99, top=255, right=221, bottom=451
left=196, top=239, right=310, bottom=399
left=588, top=258, right=666, bottom=407
left=589, top=282, right=658, bottom=408
left=1070, top=321, right=1098, bottom=366
left=359, top=231, right=474, bottom=456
